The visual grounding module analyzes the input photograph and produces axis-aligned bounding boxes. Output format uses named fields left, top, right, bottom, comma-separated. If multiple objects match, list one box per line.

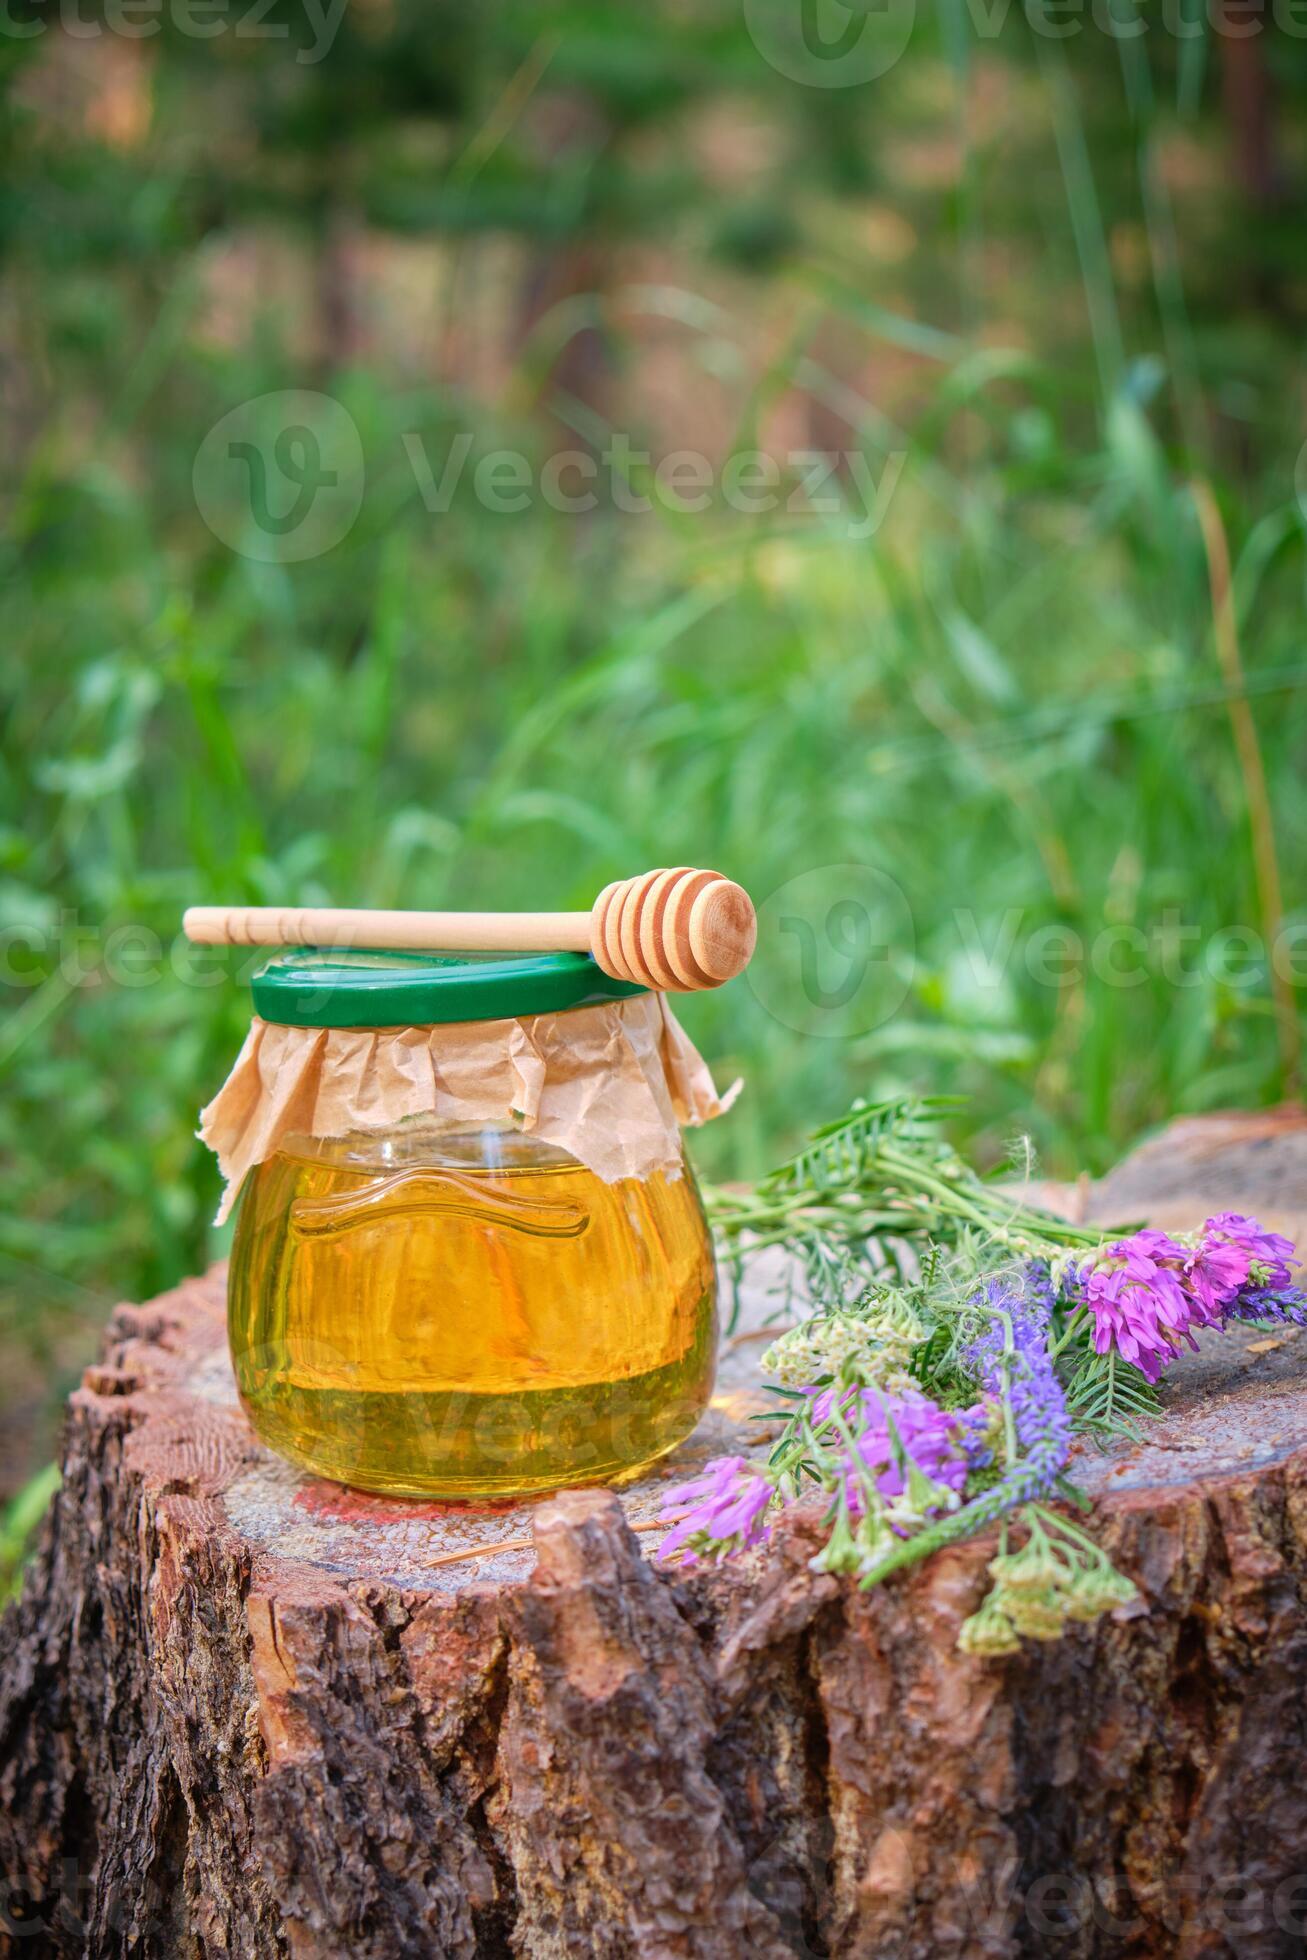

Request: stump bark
left=5, top=1112, right=1307, bottom=1959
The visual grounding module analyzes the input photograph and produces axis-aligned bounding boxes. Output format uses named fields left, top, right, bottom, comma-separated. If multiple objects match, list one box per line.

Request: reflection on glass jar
left=228, top=1121, right=718, bottom=1496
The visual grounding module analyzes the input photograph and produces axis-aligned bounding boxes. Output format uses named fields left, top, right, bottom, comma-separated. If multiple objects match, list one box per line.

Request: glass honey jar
left=220, top=951, right=723, bottom=1497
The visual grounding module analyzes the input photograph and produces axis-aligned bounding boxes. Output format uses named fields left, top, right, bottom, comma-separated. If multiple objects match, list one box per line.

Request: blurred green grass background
left=2, top=0, right=1307, bottom=1499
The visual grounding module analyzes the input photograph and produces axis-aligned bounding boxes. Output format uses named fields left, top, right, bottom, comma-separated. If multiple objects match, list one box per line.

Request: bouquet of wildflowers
left=667, top=1098, right=1306, bottom=1655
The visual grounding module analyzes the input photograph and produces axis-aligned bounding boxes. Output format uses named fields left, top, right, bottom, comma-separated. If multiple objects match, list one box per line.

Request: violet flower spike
left=1230, top=1282, right=1307, bottom=1329
left=965, top=1273, right=1073, bottom=1501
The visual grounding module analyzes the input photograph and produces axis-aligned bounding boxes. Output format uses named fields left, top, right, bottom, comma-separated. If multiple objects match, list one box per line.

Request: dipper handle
left=182, top=870, right=755, bottom=993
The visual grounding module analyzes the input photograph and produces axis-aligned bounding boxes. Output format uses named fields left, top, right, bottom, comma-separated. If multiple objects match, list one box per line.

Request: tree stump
left=5, top=1112, right=1307, bottom=1959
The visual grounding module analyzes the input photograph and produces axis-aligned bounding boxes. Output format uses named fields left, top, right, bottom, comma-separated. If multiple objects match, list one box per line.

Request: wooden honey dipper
left=183, top=868, right=756, bottom=993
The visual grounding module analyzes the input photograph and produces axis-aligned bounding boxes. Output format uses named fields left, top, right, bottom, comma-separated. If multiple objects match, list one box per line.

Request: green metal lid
left=250, top=949, right=647, bottom=1030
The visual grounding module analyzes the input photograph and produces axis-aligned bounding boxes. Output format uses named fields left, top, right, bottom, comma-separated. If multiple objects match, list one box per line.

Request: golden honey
left=227, top=1122, right=718, bottom=1496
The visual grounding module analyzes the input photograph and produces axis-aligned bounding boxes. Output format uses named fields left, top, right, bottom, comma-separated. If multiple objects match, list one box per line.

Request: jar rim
left=250, top=948, right=647, bottom=1029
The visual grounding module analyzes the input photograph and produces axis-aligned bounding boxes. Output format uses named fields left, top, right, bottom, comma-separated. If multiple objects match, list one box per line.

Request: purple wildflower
left=1183, top=1234, right=1251, bottom=1317
left=810, top=1384, right=985, bottom=1518
left=658, top=1455, right=775, bottom=1565
left=1215, top=1213, right=1306, bottom=1330
left=1072, top=1214, right=1303, bottom=1379
left=1203, top=1213, right=1297, bottom=1291
left=1075, top=1232, right=1204, bottom=1383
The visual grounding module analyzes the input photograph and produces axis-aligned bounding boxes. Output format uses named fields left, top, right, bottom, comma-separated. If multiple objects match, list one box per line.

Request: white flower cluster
left=760, top=1293, right=926, bottom=1390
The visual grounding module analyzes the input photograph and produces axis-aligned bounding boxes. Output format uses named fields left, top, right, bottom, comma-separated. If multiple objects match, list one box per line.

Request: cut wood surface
left=4, top=1111, right=1307, bottom=1958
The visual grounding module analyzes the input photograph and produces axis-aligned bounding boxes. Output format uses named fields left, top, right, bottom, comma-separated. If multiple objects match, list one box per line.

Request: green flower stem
left=856, top=1497, right=993, bottom=1587
left=874, top=1147, right=1104, bottom=1251
left=769, top=1437, right=818, bottom=1493
left=707, top=1154, right=1105, bottom=1269
left=988, top=1307, right=1020, bottom=1466
left=873, top=1149, right=1008, bottom=1239
left=706, top=1192, right=944, bottom=1238
left=855, top=1485, right=1115, bottom=1594
left=824, top=1397, right=883, bottom=1519
left=1029, top=1503, right=1110, bottom=1561
left=1048, top=1306, right=1090, bottom=1359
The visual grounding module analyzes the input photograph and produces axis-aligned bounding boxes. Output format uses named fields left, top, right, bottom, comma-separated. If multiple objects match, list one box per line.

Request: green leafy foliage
left=1062, top=1343, right=1161, bottom=1436
left=707, top=1095, right=1104, bottom=1325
